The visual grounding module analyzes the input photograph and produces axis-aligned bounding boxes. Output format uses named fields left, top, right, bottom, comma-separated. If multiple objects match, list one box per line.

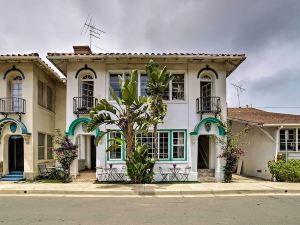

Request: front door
left=90, top=136, right=96, bottom=170
left=198, top=135, right=209, bottom=169
left=9, top=135, right=24, bottom=171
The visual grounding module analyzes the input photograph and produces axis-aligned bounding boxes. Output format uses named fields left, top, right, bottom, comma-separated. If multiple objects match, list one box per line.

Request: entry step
left=0, top=171, right=24, bottom=181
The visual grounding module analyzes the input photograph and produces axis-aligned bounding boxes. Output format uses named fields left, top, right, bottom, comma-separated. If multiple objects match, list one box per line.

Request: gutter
left=262, top=123, right=300, bottom=127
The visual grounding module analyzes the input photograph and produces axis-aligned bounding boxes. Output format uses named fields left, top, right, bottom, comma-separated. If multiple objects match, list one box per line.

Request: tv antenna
left=81, top=15, right=106, bottom=50
left=231, top=83, right=246, bottom=108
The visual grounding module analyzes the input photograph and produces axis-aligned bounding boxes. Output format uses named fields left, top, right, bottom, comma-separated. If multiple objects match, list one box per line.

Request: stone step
left=198, top=169, right=215, bottom=178
left=198, top=169, right=215, bottom=173
left=198, top=172, right=215, bottom=177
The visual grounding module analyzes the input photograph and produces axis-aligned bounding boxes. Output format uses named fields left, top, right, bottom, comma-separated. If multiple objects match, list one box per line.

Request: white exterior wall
left=231, top=121, right=276, bottom=180
left=65, top=60, right=228, bottom=181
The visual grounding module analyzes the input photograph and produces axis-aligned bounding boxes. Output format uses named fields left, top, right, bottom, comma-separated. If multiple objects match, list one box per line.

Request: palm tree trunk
left=153, top=123, right=158, bottom=159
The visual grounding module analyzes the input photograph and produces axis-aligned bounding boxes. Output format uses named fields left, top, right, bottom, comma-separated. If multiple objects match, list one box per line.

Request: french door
left=201, top=82, right=212, bottom=111
left=11, top=81, right=22, bottom=112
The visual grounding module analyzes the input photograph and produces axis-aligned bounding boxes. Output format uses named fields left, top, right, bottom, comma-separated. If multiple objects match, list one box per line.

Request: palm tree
left=146, top=60, right=173, bottom=159
left=87, top=70, right=149, bottom=161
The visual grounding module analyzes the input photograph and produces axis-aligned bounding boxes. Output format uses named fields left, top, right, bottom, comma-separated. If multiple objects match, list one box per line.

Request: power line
left=91, top=44, right=112, bottom=53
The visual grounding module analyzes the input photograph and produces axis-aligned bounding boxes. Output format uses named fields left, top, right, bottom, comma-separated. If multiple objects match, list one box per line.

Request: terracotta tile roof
left=47, top=52, right=245, bottom=57
left=228, top=108, right=300, bottom=125
left=0, top=53, right=63, bottom=82
left=0, top=53, right=39, bottom=57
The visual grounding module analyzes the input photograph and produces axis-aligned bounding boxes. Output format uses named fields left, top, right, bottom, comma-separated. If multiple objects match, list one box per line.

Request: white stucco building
left=47, top=46, right=246, bottom=182
left=229, top=107, right=300, bottom=180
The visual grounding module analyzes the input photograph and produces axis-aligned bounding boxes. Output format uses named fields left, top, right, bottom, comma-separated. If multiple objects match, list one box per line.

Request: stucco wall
left=65, top=60, right=228, bottom=181
left=231, top=121, right=276, bottom=180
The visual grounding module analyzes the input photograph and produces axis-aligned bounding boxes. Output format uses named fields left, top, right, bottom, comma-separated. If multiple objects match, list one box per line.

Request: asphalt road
left=0, top=195, right=299, bottom=225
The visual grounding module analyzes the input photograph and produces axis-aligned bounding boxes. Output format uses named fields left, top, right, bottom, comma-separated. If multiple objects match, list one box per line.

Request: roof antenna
left=81, top=15, right=106, bottom=51
left=231, top=83, right=246, bottom=108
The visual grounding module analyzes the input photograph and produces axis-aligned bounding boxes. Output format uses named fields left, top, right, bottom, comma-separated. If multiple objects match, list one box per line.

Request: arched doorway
left=8, top=135, right=24, bottom=172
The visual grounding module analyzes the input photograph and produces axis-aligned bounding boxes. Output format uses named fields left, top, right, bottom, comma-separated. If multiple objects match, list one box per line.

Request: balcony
left=73, top=97, right=98, bottom=115
left=196, top=96, right=221, bottom=117
left=0, top=97, right=26, bottom=116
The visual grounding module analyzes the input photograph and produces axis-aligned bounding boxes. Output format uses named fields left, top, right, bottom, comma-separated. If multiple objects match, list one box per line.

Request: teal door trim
left=66, top=117, right=100, bottom=137
left=190, top=117, right=225, bottom=136
left=0, top=118, right=30, bottom=137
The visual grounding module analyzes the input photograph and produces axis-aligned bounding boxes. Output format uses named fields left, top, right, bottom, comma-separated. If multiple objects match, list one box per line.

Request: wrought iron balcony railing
left=196, top=96, right=221, bottom=116
left=0, top=97, right=26, bottom=115
left=73, top=97, right=98, bottom=115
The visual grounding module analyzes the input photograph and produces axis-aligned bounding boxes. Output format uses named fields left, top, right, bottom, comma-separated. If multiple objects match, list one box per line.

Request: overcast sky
left=1, top=0, right=300, bottom=114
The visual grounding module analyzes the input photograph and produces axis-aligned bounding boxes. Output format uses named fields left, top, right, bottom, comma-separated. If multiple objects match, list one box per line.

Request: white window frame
left=11, top=75, right=23, bottom=112
left=279, top=128, right=298, bottom=152
left=200, top=73, right=214, bottom=97
left=38, top=132, right=54, bottom=161
left=138, top=71, right=148, bottom=97
left=107, top=70, right=187, bottom=102
left=163, top=71, right=186, bottom=102
left=135, top=131, right=170, bottom=160
left=107, top=131, right=123, bottom=160
left=172, top=131, right=186, bottom=160
left=107, top=71, right=131, bottom=101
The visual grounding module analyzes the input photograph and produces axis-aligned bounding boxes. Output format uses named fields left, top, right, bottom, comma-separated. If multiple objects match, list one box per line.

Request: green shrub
left=268, top=159, right=300, bottom=182
left=126, top=144, right=157, bottom=183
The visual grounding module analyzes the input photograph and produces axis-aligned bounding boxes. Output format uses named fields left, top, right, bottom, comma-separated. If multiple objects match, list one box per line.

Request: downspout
left=274, top=126, right=283, bottom=162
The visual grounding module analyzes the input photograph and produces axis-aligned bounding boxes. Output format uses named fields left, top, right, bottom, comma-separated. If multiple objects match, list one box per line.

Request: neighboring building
left=47, top=46, right=245, bottom=182
left=229, top=107, right=300, bottom=180
left=0, top=54, right=66, bottom=180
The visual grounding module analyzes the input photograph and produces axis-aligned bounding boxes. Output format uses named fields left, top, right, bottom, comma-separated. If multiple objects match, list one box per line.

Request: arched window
left=10, top=74, right=23, bottom=112
left=79, top=73, right=94, bottom=108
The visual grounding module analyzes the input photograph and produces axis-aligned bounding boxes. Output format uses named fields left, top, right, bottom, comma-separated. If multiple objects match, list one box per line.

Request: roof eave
left=262, top=123, right=300, bottom=127
left=226, top=56, right=246, bottom=77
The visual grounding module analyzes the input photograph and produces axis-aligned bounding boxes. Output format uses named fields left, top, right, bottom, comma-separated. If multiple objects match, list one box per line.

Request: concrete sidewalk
left=0, top=180, right=300, bottom=196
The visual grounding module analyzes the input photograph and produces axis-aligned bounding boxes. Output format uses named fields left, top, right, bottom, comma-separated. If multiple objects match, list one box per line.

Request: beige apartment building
left=0, top=54, right=65, bottom=180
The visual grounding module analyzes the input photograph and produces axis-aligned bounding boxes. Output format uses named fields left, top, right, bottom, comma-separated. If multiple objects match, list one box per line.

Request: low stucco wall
left=231, top=121, right=276, bottom=180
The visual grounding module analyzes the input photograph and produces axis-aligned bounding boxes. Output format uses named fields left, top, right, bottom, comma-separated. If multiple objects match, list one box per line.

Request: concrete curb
left=0, top=188, right=299, bottom=196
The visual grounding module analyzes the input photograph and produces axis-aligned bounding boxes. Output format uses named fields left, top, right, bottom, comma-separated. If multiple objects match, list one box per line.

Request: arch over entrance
left=75, top=64, right=97, bottom=79
left=197, top=65, right=218, bottom=79
left=0, top=118, right=30, bottom=138
left=190, top=117, right=225, bottom=136
left=66, top=117, right=100, bottom=137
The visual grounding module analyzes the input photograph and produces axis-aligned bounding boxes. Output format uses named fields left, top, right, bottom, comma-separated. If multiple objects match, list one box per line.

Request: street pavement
left=0, top=196, right=299, bottom=225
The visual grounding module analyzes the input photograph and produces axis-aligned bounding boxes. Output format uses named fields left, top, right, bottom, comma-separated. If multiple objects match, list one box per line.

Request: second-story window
left=163, top=73, right=185, bottom=101
left=79, top=74, right=94, bottom=108
left=140, top=73, right=148, bottom=96
left=11, top=75, right=23, bottom=112
left=47, top=86, right=53, bottom=111
left=38, top=80, right=54, bottom=111
left=171, top=74, right=185, bottom=100
left=38, top=80, right=44, bottom=106
left=109, top=72, right=130, bottom=100
left=200, top=74, right=213, bottom=111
